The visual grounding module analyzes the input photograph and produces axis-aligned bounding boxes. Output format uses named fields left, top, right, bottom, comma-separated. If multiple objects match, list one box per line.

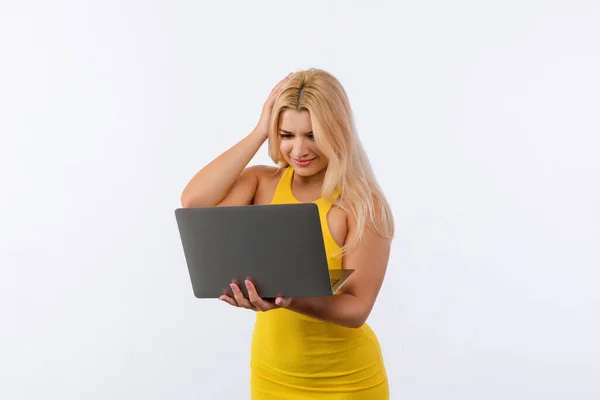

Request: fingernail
left=230, top=284, right=235, bottom=290
left=245, top=280, right=251, bottom=287
left=275, top=298, right=282, bottom=306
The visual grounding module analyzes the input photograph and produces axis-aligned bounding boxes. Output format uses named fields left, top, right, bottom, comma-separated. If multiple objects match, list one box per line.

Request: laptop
left=174, top=203, right=354, bottom=299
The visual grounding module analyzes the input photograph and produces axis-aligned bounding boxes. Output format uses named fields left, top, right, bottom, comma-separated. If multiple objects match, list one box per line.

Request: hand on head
left=253, top=72, right=294, bottom=140
left=219, top=279, right=292, bottom=312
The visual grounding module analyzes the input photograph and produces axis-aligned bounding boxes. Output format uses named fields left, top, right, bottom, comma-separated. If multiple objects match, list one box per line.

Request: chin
left=292, top=167, right=320, bottom=176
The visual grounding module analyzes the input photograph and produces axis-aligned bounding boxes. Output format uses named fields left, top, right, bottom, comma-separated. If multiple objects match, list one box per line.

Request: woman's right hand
left=253, top=73, right=293, bottom=140
left=219, top=280, right=292, bottom=312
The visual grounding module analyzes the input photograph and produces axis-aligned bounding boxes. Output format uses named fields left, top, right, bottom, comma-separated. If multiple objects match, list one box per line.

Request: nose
left=291, top=137, right=309, bottom=157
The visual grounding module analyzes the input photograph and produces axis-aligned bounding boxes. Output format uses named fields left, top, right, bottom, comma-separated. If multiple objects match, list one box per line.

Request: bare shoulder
left=214, top=165, right=280, bottom=207
left=340, top=200, right=392, bottom=289
left=343, top=194, right=393, bottom=252
left=248, top=165, right=284, bottom=205
left=244, top=164, right=282, bottom=184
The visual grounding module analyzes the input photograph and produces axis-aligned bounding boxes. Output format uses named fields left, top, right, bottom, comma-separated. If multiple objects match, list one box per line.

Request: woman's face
left=278, top=109, right=328, bottom=178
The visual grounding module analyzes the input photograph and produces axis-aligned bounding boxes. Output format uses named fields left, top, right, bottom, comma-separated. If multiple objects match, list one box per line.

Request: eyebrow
left=278, top=129, right=313, bottom=135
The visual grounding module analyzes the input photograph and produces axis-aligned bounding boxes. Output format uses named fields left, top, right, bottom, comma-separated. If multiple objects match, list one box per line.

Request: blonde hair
left=268, top=68, right=395, bottom=254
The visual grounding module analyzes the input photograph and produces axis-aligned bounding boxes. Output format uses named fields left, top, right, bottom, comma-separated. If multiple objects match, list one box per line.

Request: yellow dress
left=249, top=167, right=389, bottom=399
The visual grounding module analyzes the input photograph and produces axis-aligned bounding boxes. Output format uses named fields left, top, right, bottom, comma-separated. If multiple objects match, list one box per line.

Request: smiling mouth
left=291, top=157, right=315, bottom=167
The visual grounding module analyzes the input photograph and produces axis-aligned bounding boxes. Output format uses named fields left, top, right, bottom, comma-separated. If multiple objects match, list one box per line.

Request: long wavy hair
left=268, top=68, right=394, bottom=254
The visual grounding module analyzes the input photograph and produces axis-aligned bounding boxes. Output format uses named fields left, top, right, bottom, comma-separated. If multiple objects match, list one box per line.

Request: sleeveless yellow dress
left=249, top=167, right=389, bottom=399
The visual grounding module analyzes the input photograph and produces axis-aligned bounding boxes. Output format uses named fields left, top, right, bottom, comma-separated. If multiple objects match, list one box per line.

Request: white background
left=2, top=1, right=599, bottom=399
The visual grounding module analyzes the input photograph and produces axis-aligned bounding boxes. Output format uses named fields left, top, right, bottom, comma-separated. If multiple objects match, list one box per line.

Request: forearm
left=180, top=130, right=266, bottom=207
left=286, top=293, right=367, bottom=329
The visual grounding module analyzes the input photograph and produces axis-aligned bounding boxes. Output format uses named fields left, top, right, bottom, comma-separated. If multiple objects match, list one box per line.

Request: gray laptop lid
left=175, top=203, right=348, bottom=299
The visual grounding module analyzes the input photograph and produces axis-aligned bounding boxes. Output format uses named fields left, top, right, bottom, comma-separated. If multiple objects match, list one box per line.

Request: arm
left=286, top=215, right=391, bottom=328
left=230, top=210, right=392, bottom=329
left=180, top=73, right=292, bottom=208
left=180, top=130, right=266, bottom=208
left=285, top=293, right=368, bottom=329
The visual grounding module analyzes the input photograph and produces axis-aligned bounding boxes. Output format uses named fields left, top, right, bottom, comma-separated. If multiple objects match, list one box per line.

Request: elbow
left=345, top=311, right=369, bottom=329
left=180, top=190, right=200, bottom=208
left=347, top=319, right=367, bottom=329
left=339, top=294, right=372, bottom=329
left=180, top=192, right=192, bottom=208
left=181, top=185, right=218, bottom=208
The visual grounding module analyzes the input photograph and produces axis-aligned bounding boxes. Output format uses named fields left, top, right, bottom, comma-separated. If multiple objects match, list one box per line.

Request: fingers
left=229, top=282, right=256, bottom=310
left=258, top=73, right=294, bottom=133
left=269, top=73, right=293, bottom=97
left=275, top=296, right=292, bottom=308
left=275, top=72, right=293, bottom=89
left=245, top=280, right=276, bottom=311
left=219, top=294, right=238, bottom=307
left=219, top=280, right=291, bottom=312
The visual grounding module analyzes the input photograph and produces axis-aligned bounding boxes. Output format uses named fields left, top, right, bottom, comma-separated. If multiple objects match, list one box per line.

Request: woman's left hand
left=219, top=280, right=292, bottom=311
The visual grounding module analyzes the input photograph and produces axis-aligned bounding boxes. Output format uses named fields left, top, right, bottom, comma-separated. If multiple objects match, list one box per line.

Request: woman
left=181, top=69, right=394, bottom=399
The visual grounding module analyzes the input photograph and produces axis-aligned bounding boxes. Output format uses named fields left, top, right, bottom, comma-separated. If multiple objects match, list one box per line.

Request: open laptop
left=174, top=203, right=354, bottom=299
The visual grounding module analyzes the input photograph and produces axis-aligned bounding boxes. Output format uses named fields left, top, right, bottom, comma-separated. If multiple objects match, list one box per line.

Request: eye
left=307, top=134, right=314, bottom=140
left=279, top=133, right=293, bottom=139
